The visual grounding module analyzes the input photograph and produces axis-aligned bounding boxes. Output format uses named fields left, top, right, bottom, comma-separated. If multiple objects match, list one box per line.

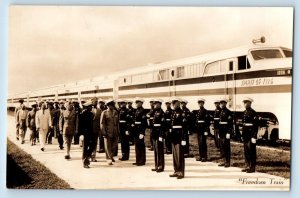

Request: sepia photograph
left=6, top=6, right=293, bottom=190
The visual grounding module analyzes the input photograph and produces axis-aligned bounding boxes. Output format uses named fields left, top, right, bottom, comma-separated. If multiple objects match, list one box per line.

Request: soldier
left=132, top=97, right=147, bottom=166
left=147, top=99, right=155, bottom=151
left=180, top=99, right=192, bottom=158
left=194, top=98, right=210, bottom=162
left=100, top=99, right=119, bottom=165
left=59, top=102, right=78, bottom=159
left=213, top=99, right=221, bottom=149
left=80, top=100, right=94, bottom=168
left=241, top=97, right=259, bottom=173
left=27, top=104, right=38, bottom=146
left=14, top=99, right=24, bottom=141
left=169, top=97, right=187, bottom=179
left=151, top=99, right=165, bottom=172
left=35, top=102, right=52, bottom=151
left=164, top=100, right=173, bottom=154
left=16, top=103, right=28, bottom=144
left=127, top=100, right=135, bottom=145
left=73, top=99, right=81, bottom=145
left=118, top=99, right=131, bottom=161
left=218, top=98, right=233, bottom=168
left=91, top=97, right=102, bottom=162
left=98, top=98, right=106, bottom=153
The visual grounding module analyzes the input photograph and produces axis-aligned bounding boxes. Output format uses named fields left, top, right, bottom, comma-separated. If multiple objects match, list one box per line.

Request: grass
left=145, top=130, right=290, bottom=179
left=6, top=139, right=71, bottom=189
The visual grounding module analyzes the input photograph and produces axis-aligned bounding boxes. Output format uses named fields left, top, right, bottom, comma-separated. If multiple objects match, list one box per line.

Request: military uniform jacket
left=14, top=106, right=22, bottom=125
left=171, top=107, right=188, bottom=143
left=26, top=110, right=36, bottom=130
left=147, top=108, right=155, bottom=129
left=100, top=109, right=119, bottom=138
left=213, top=107, right=221, bottom=129
left=132, top=107, right=147, bottom=136
left=152, top=108, right=165, bottom=139
left=164, top=107, right=173, bottom=129
left=242, top=108, right=259, bottom=140
left=92, top=107, right=102, bottom=135
left=194, top=107, right=210, bottom=133
left=16, top=109, right=28, bottom=130
left=118, top=107, right=130, bottom=133
left=219, top=107, right=233, bottom=136
left=182, top=107, right=192, bottom=131
left=59, top=110, right=78, bottom=136
left=79, top=109, right=94, bottom=138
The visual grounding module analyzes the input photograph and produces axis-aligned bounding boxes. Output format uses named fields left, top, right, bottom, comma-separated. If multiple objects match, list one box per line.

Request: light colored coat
left=100, top=109, right=119, bottom=138
left=16, top=109, right=28, bottom=130
left=59, top=110, right=78, bottom=136
left=35, top=109, right=52, bottom=131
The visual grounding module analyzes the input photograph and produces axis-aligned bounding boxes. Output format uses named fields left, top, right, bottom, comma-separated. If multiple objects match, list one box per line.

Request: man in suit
left=53, top=101, right=64, bottom=150
left=91, top=97, right=102, bottom=162
left=27, top=104, right=38, bottom=146
left=16, top=103, right=28, bottom=144
left=59, top=101, right=78, bottom=159
left=241, top=97, right=259, bottom=173
left=35, top=102, right=52, bottom=151
left=100, top=99, right=119, bottom=165
left=14, top=99, right=24, bottom=141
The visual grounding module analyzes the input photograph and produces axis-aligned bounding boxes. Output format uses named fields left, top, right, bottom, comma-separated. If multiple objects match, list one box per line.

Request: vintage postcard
left=7, top=6, right=292, bottom=190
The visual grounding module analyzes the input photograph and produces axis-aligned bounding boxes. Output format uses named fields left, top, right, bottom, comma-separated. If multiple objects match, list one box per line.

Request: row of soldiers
left=14, top=96, right=259, bottom=179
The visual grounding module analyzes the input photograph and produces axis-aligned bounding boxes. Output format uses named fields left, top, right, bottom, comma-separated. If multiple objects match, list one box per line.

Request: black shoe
left=21, top=141, right=25, bottom=144
left=169, top=173, right=178, bottom=177
left=151, top=168, right=157, bottom=171
left=137, top=163, right=145, bottom=166
left=98, top=149, right=105, bottom=153
left=16, top=137, right=19, bottom=141
left=83, top=164, right=90, bottom=168
left=91, top=159, right=97, bottom=162
left=177, top=175, right=184, bottom=179
left=224, top=164, right=230, bottom=168
left=132, top=163, right=137, bottom=165
left=59, top=146, right=64, bottom=150
left=218, top=163, right=225, bottom=166
left=196, top=158, right=201, bottom=161
left=246, top=169, right=255, bottom=173
left=201, top=158, right=207, bottom=162
left=242, top=168, right=249, bottom=172
left=41, top=148, right=44, bottom=152
left=112, top=158, right=115, bottom=162
left=65, top=155, right=71, bottom=160
left=156, top=169, right=163, bottom=173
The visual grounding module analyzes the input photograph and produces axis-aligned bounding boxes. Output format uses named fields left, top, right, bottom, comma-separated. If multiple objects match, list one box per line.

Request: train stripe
left=118, top=84, right=291, bottom=98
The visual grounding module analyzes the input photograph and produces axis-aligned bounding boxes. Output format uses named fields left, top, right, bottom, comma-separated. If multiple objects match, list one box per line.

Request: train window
left=204, top=61, right=220, bottom=75
left=282, top=50, right=292, bottom=57
left=238, top=56, right=247, bottom=70
left=229, top=61, right=233, bottom=71
left=156, top=69, right=169, bottom=81
left=251, top=49, right=283, bottom=60
left=177, top=66, right=185, bottom=78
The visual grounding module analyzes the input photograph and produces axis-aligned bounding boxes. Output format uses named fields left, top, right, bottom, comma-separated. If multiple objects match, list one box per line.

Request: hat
left=72, top=99, right=79, bottom=103
left=98, top=98, right=105, bottom=103
left=118, top=98, right=127, bottom=103
left=149, top=98, right=155, bottom=103
left=54, top=100, right=59, bottom=104
left=197, top=98, right=205, bottom=103
left=171, top=97, right=181, bottom=103
left=134, top=97, right=144, bottom=103
left=127, top=99, right=133, bottom=103
left=83, top=100, right=93, bottom=107
left=181, top=99, right=188, bottom=104
left=59, top=100, right=65, bottom=104
left=153, top=99, right=163, bottom=104
left=165, top=99, right=171, bottom=104
left=219, top=98, right=228, bottom=103
left=18, top=99, right=24, bottom=103
left=31, top=104, right=37, bottom=108
left=243, top=97, right=254, bottom=103
left=106, top=98, right=115, bottom=106
left=214, top=99, right=220, bottom=103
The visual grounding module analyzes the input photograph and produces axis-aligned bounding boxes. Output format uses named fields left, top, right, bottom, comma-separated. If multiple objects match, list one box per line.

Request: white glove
left=159, top=137, right=163, bottom=142
left=226, top=133, right=230, bottom=139
left=125, top=131, right=129, bottom=136
left=139, top=134, right=144, bottom=139
left=204, top=132, right=208, bottom=136
left=251, top=138, right=257, bottom=144
left=169, top=129, right=172, bottom=132
left=181, top=140, right=186, bottom=146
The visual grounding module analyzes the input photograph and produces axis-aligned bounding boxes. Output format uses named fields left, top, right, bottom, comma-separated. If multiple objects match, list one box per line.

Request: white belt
left=150, top=117, right=153, bottom=120
left=172, top=126, right=182, bottom=129
left=135, top=121, right=141, bottom=124
left=244, top=123, right=253, bottom=126
left=197, top=120, right=205, bottom=123
left=166, top=119, right=171, bottom=121
left=214, top=118, right=220, bottom=120
left=154, top=124, right=161, bottom=127
left=119, top=120, right=126, bottom=123
left=220, top=122, right=228, bottom=124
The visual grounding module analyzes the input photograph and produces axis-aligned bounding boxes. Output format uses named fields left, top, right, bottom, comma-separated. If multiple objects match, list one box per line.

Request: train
left=7, top=37, right=292, bottom=143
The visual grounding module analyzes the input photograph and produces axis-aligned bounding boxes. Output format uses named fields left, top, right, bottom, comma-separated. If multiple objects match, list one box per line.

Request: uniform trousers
left=153, top=138, right=165, bottom=170
left=243, top=138, right=256, bottom=171
left=64, top=134, right=74, bottom=155
left=104, top=136, right=118, bottom=161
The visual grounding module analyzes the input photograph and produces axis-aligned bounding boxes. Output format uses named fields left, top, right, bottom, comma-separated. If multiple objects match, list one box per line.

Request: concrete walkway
left=6, top=114, right=289, bottom=190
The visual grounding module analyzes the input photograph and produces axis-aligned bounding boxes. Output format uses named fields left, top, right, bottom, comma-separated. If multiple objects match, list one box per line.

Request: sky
left=8, top=6, right=293, bottom=95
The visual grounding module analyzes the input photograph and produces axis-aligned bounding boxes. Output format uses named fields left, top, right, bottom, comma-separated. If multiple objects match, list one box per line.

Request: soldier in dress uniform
left=164, top=100, right=173, bottom=154
left=127, top=100, right=135, bottom=145
left=213, top=99, right=221, bottom=149
left=80, top=100, right=94, bottom=168
left=16, top=103, right=28, bottom=144
left=241, top=97, right=259, bottom=173
left=218, top=98, right=233, bottom=168
left=91, top=97, right=102, bottom=162
left=14, top=99, right=24, bottom=141
left=180, top=99, right=192, bottom=158
left=27, top=104, right=38, bottom=146
left=100, top=99, right=119, bottom=165
left=59, top=101, right=78, bottom=159
left=194, top=98, right=210, bottom=162
left=132, top=97, right=147, bottom=166
left=151, top=99, right=165, bottom=172
left=118, top=99, right=131, bottom=161
left=147, top=99, right=155, bottom=151
left=169, top=97, right=187, bottom=179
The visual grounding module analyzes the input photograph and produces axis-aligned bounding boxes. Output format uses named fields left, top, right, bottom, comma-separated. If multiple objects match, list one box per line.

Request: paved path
left=6, top=113, right=289, bottom=190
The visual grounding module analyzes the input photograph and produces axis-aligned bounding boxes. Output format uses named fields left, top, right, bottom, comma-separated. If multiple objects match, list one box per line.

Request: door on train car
left=223, top=58, right=237, bottom=111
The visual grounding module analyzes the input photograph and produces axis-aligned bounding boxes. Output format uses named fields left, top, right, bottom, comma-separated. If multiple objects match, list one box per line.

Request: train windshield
left=250, top=49, right=283, bottom=60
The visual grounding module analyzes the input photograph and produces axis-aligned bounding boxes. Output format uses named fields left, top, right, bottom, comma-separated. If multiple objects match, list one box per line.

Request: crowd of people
left=13, top=96, right=259, bottom=179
